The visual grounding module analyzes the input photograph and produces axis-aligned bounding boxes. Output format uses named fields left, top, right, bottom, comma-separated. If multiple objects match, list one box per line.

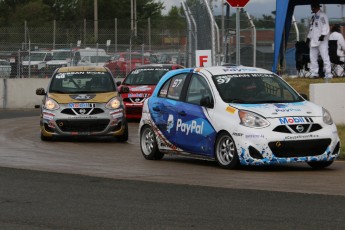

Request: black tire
left=117, top=122, right=129, bottom=142
left=40, top=132, right=52, bottom=141
left=140, top=125, right=164, bottom=160
left=214, top=132, right=239, bottom=169
left=307, top=161, right=334, bottom=169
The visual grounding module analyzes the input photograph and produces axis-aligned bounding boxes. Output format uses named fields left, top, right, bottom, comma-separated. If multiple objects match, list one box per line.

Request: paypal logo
left=167, top=114, right=174, bottom=133
left=176, top=119, right=204, bottom=135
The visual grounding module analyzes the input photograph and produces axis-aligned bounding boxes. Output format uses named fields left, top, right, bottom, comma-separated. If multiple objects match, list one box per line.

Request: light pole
left=94, top=0, right=98, bottom=42
left=131, top=0, right=137, bottom=37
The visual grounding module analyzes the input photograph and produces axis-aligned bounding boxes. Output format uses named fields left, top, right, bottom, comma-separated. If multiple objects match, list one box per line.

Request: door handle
left=178, top=110, right=186, bottom=116
left=152, top=106, right=160, bottom=112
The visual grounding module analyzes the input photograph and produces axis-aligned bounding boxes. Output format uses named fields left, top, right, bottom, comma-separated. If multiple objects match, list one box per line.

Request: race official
left=307, top=2, right=332, bottom=79
left=329, top=24, right=345, bottom=77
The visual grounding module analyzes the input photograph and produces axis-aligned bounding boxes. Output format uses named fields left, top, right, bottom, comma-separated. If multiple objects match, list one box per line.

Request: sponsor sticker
left=176, top=119, right=204, bottom=135
left=284, top=134, right=319, bottom=140
left=131, top=86, right=151, bottom=92
left=68, top=103, right=95, bottom=108
left=110, top=108, right=124, bottom=119
left=112, top=113, right=123, bottom=119
left=43, top=112, right=54, bottom=120
left=232, top=132, right=243, bottom=137
left=279, top=117, right=306, bottom=124
left=226, top=106, right=236, bottom=114
left=128, top=93, right=150, bottom=98
left=245, top=134, right=265, bottom=138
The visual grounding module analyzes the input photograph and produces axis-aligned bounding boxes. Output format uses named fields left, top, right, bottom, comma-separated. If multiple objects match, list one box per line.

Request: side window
left=167, top=74, right=187, bottom=100
left=186, top=74, right=212, bottom=105
left=158, top=79, right=171, bottom=98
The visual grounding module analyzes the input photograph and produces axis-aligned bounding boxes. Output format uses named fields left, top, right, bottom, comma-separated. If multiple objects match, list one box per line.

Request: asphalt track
left=1, top=109, right=345, bottom=229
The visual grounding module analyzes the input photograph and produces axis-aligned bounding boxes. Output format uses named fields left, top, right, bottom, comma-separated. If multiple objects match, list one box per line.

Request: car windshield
left=213, top=73, right=304, bottom=104
left=23, top=53, right=46, bottom=61
left=123, top=68, right=169, bottom=85
left=49, top=71, right=115, bottom=93
left=52, top=51, right=71, bottom=60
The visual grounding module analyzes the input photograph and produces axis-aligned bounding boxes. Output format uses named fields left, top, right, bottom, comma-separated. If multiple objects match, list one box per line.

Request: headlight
left=322, top=107, right=333, bottom=125
left=44, top=98, right=59, bottom=110
left=239, top=110, right=270, bottom=128
left=106, top=97, right=121, bottom=109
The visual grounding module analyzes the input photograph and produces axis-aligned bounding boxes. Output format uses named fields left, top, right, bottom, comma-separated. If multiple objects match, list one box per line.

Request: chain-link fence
left=0, top=17, right=187, bottom=78
left=1, top=1, right=343, bottom=78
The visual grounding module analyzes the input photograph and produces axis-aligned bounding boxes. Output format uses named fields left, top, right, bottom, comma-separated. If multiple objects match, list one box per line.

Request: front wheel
left=140, top=125, right=164, bottom=160
left=117, top=122, right=128, bottom=142
left=215, top=132, right=239, bottom=169
left=40, top=132, right=52, bottom=141
left=307, top=161, right=334, bottom=169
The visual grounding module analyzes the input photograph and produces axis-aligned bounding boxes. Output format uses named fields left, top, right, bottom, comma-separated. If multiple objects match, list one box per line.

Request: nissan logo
left=296, top=125, right=304, bottom=133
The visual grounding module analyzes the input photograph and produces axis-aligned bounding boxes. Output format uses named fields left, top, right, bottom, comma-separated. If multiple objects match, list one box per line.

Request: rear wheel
left=215, top=132, right=239, bottom=169
left=140, top=125, right=164, bottom=160
left=307, top=161, right=334, bottom=169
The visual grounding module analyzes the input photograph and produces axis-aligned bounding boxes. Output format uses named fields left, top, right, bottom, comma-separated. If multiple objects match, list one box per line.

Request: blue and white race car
left=138, top=66, right=340, bottom=169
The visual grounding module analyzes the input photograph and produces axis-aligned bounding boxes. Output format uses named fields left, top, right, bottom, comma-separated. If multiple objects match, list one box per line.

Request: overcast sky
left=159, top=0, right=345, bottom=21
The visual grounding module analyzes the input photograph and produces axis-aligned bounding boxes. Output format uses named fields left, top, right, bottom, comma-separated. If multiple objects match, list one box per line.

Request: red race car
left=105, top=52, right=150, bottom=78
left=117, top=64, right=184, bottom=119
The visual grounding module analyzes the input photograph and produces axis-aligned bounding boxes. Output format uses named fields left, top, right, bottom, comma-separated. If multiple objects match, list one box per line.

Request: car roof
left=57, top=66, right=108, bottom=73
left=194, top=65, right=274, bottom=76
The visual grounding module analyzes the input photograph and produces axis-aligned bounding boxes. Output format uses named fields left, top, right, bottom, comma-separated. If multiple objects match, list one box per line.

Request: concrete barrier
left=1, top=78, right=49, bottom=109
left=310, top=83, right=345, bottom=125
left=1, top=79, right=345, bottom=124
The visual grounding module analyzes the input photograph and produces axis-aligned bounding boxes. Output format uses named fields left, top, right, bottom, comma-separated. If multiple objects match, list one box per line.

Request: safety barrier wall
left=0, top=78, right=49, bottom=109
left=0, top=79, right=344, bottom=124
left=310, top=83, right=345, bottom=125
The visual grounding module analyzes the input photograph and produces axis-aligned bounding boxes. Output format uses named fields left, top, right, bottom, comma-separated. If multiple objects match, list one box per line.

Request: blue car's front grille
left=269, top=139, right=332, bottom=157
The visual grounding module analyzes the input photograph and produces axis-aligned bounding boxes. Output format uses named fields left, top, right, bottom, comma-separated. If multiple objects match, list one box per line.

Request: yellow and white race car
left=36, top=66, right=128, bottom=141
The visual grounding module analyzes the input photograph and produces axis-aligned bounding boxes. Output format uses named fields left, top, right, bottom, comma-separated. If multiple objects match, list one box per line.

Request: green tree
left=9, top=0, right=52, bottom=26
left=164, top=6, right=185, bottom=30
left=0, top=0, right=165, bottom=27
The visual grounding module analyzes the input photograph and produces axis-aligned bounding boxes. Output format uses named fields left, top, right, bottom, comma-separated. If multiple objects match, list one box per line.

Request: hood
left=48, top=92, right=117, bottom=103
left=230, top=101, right=323, bottom=118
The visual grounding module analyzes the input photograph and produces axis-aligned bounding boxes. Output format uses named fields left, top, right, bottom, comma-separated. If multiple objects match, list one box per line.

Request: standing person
left=329, top=24, right=345, bottom=76
left=306, top=1, right=333, bottom=79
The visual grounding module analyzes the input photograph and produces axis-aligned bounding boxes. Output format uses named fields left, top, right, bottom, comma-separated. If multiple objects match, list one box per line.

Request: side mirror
left=36, top=88, right=46, bottom=95
left=200, top=96, right=214, bottom=108
left=116, top=81, right=121, bottom=87
left=119, top=86, right=129, bottom=94
left=300, top=93, right=308, bottom=101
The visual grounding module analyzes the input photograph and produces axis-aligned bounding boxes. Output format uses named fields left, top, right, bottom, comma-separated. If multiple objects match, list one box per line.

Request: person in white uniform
left=306, top=2, right=332, bottom=79
left=329, top=24, right=345, bottom=76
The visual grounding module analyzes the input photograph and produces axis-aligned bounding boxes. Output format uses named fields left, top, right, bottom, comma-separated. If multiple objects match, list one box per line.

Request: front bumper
left=233, top=118, right=340, bottom=165
left=40, top=105, right=127, bottom=137
left=124, top=102, right=143, bottom=119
